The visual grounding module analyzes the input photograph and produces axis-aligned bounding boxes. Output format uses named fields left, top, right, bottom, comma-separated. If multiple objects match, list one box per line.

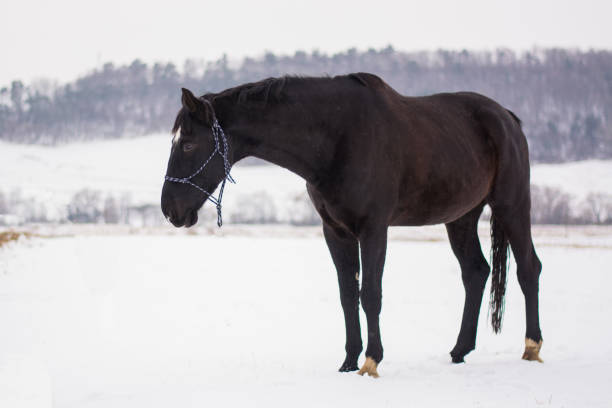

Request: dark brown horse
left=161, top=73, right=543, bottom=377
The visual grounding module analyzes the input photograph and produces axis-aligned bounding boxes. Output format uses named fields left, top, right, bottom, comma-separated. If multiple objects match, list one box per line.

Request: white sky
left=1, top=0, right=611, bottom=86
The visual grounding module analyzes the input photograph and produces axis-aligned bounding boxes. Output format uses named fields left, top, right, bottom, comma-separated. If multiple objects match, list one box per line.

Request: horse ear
left=181, top=88, right=213, bottom=124
left=181, top=88, right=202, bottom=113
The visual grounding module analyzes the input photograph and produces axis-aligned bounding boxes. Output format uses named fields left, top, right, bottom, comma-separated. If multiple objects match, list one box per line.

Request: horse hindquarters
left=483, top=108, right=543, bottom=361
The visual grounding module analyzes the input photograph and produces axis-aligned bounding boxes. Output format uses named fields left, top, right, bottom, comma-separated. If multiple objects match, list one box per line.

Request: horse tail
left=489, top=214, right=510, bottom=333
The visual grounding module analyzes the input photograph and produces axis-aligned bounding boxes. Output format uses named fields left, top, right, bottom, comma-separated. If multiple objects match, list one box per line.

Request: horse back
left=326, top=79, right=527, bottom=227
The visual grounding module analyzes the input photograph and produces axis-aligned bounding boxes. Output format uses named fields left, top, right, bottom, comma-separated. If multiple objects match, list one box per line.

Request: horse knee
left=340, top=292, right=359, bottom=310
left=360, top=287, right=382, bottom=315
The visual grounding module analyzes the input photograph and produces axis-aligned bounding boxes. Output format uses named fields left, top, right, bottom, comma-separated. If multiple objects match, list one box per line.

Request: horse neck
left=219, top=96, right=337, bottom=185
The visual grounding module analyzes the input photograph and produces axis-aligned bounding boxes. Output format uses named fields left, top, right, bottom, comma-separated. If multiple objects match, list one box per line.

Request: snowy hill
left=531, top=160, right=612, bottom=200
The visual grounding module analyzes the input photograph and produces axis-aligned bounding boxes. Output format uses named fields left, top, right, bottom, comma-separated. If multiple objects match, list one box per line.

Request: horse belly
left=391, top=157, right=495, bottom=226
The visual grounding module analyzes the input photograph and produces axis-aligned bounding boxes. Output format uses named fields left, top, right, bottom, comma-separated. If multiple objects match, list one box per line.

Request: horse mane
left=171, top=78, right=289, bottom=134
left=206, top=73, right=386, bottom=106
left=172, top=74, right=382, bottom=133
left=206, top=76, right=290, bottom=106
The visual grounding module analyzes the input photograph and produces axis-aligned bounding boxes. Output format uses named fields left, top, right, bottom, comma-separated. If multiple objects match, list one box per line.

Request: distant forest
left=1, top=46, right=611, bottom=163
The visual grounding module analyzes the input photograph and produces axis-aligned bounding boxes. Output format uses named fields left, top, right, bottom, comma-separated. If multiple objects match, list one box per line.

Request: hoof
left=357, top=357, right=379, bottom=378
left=522, top=338, right=543, bottom=362
left=451, top=355, right=465, bottom=364
left=450, top=345, right=472, bottom=363
left=338, top=361, right=359, bottom=372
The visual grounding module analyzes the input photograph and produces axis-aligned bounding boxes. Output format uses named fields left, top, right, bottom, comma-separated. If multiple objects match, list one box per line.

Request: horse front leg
left=323, top=223, right=362, bottom=372
left=357, top=226, right=388, bottom=378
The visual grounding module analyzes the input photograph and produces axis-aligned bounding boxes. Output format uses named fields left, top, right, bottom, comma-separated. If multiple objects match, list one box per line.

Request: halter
left=164, top=117, right=236, bottom=227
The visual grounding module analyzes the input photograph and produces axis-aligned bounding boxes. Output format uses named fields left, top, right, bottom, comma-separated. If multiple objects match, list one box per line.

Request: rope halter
left=164, top=117, right=236, bottom=227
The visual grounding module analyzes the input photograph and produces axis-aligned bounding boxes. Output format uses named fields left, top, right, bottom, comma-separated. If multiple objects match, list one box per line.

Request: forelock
left=172, top=126, right=182, bottom=143
left=171, top=108, right=193, bottom=136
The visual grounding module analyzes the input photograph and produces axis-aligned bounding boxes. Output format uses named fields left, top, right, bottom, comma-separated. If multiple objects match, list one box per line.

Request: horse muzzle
left=161, top=189, right=200, bottom=228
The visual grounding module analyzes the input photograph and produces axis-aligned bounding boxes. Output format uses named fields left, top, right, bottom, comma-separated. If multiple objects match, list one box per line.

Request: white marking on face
left=173, top=126, right=181, bottom=144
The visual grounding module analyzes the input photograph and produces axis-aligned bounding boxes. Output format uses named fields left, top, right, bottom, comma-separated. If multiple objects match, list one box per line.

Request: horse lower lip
left=170, top=218, right=184, bottom=227
left=185, top=211, right=198, bottom=227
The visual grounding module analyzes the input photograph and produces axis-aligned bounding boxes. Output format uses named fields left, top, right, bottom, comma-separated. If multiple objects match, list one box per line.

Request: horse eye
left=183, top=143, right=195, bottom=152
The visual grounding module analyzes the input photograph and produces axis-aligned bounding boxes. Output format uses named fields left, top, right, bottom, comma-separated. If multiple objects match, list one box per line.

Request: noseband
left=164, top=117, right=235, bottom=227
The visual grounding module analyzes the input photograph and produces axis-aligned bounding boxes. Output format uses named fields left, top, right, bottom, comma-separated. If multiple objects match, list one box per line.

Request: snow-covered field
left=1, top=135, right=612, bottom=223
left=0, top=135, right=305, bottom=207
left=0, top=135, right=306, bottom=223
left=1, top=135, right=611, bottom=405
left=1, top=224, right=611, bottom=407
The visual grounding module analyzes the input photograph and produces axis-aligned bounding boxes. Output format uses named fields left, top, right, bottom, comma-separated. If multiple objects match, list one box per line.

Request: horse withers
left=161, top=73, right=543, bottom=377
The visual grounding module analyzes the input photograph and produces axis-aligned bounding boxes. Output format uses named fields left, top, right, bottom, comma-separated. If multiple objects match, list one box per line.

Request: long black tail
left=489, top=214, right=510, bottom=333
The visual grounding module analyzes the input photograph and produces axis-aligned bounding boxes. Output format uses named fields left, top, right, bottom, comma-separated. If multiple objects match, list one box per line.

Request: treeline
left=1, top=47, right=611, bottom=162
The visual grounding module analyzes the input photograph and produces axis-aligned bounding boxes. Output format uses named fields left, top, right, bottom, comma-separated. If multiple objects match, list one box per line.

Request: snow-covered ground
left=1, top=225, right=611, bottom=407
left=1, top=135, right=611, bottom=223
left=2, top=135, right=611, bottom=404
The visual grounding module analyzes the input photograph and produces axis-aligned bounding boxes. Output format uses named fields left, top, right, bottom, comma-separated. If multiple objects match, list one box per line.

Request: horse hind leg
left=479, top=106, right=543, bottom=361
left=490, top=200, right=543, bottom=362
left=446, top=203, right=491, bottom=363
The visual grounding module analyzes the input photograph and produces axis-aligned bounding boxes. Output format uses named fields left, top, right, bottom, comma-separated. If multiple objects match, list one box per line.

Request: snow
left=1, top=225, right=611, bottom=407
left=1, top=135, right=611, bottom=404
left=1, top=135, right=611, bottom=223
left=530, top=160, right=612, bottom=200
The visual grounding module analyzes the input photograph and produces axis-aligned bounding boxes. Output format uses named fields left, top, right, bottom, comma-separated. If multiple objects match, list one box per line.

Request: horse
left=160, top=73, right=543, bottom=377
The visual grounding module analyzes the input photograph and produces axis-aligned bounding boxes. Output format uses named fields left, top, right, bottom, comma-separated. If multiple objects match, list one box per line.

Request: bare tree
left=584, top=192, right=612, bottom=224
left=531, top=185, right=573, bottom=225
left=230, top=191, right=278, bottom=224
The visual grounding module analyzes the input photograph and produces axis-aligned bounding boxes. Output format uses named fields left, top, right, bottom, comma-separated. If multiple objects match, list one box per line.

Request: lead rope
left=211, top=118, right=235, bottom=226
left=164, top=117, right=236, bottom=227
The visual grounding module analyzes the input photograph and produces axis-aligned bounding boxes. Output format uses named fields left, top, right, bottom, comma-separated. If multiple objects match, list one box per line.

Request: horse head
left=161, top=88, right=234, bottom=227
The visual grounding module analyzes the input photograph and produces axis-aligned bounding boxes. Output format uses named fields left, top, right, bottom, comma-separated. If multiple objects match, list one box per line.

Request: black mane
left=206, top=76, right=290, bottom=106
left=203, top=73, right=381, bottom=107
left=172, top=74, right=379, bottom=134
left=172, top=76, right=289, bottom=134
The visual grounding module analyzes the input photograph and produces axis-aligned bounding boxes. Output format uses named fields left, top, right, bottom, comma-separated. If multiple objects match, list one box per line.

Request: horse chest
left=306, top=183, right=369, bottom=235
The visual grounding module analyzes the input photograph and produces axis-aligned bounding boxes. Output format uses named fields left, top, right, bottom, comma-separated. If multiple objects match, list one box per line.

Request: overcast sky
left=1, top=0, right=610, bottom=86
